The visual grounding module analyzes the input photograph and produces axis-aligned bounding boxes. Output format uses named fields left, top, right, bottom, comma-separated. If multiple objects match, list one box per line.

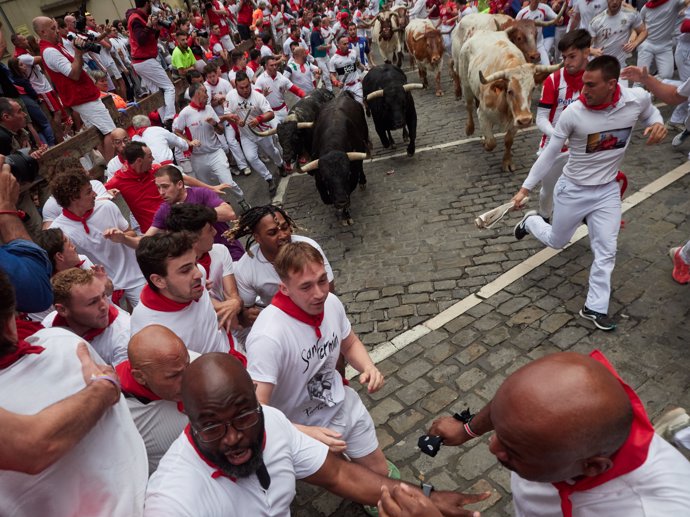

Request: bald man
left=115, top=325, right=196, bottom=474
left=106, top=128, right=130, bottom=181
left=144, top=353, right=488, bottom=516
left=413, top=351, right=690, bottom=517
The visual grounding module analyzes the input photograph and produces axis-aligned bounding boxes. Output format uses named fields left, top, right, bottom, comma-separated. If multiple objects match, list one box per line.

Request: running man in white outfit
left=254, top=55, right=306, bottom=124
left=516, top=0, right=560, bottom=65
left=173, top=82, right=248, bottom=206
left=329, top=35, right=366, bottom=103
left=223, top=72, right=285, bottom=195
left=590, top=0, right=647, bottom=68
left=512, top=56, right=666, bottom=331
left=534, top=29, right=590, bottom=220
left=637, top=0, right=688, bottom=81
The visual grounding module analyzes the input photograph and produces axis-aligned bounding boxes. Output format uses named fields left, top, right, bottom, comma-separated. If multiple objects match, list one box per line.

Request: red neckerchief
left=563, top=68, right=584, bottom=93
left=645, top=0, right=670, bottom=7
left=13, top=47, right=28, bottom=57
left=198, top=252, right=212, bottom=276
left=116, top=359, right=185, bottom=411
left=271, top=290, right=324, bottom=338
left=348, top=36, right=358, bottom=45
left=132, top=126, right=148, bottom=137
left=552, top=350, right=655, bottom=517
left=579, top=85, right=621, bottom=111
left=52, top=304, right=118, bottom=341
left=184, top=424, right=267, bottom=480
left=0, top=339, right=45, bottom=369
left=296, top=61, right=306, bottom=73
left=62, top=207, right=94, bottom=234
left=15, top=316, right=43, bottom=341
left=232, top=65, right=244, bottom=72
left=189, top=101, right=205, bottom=111
left=140, top=284, right=195, bottom=312
left=335, top=48, right=350, bottom=57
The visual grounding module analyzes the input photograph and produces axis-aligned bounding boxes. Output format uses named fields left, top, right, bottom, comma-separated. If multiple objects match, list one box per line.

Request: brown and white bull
left=405, top=19, right=445, bottom=96
left=449, top=6, right=564, bottom=98
left=372, top=10, right=405, bottom=67
left=458, top=30, right=560, bottom=172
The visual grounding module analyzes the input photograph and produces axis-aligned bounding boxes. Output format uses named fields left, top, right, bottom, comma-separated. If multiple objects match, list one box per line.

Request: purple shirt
left=152, top=187, right=245, bottom=261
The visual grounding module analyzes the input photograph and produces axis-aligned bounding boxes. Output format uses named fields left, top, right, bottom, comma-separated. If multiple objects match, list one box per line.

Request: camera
left=67, top=34, right=102, bottom=53
left=6, top=150, right=39, bottom=184
left=157, top=17, right=174, bottom=29
left=196, top=29, right=209, bottom=38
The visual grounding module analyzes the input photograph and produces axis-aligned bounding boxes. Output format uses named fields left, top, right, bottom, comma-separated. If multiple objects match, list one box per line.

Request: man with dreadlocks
left=228, top=205, right=334, bottom=345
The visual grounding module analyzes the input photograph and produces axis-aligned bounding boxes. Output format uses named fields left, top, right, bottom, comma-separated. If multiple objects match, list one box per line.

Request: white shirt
left=42, top=179, right=110, bottom=224
left=254, top=71, right=295, bottom=110
left=0, top=327, right=148, bottom=517
left=571, top=0, right=606, bottom=31
left=87, top=29, right=116, bottom=67
left=227, top=66, right=254, bottom=86
left=590, top=9, right=644, bottom=65
left=106, top=154, right=124, bottom=181
left=204, top=77, right=233, bottom=116
left=50, top=199, right=146, bottom=292
left=512, top=434, right=690, bottom=517
left=224, top=88, right=274, bottom=142
left=132, top=125, right=189, bottom=164
left=523, top=87, right=663, bottom=190
left=516, top=4, right=559, bottom=44
left=640, top=0, right=685, bottom=46
left=130, top=287, right=231, bottom=355
left=329, top=49, right=360, bottom=85
left=42, top=304, right=131, bottom=366
left=43, top=45, right=80, bottom=79
left=173, top=104, right=223, bottom=154
left=234, top=235, right=334, bottom=307
left=284, top=58, right=318, bottom=93
left=201, top=243, right=235, bottom=302
left=144, top=405, right=328, bottom=517
left=246, top=293, right=351, bottom=427
left=17, top=54, right=53, bottom=94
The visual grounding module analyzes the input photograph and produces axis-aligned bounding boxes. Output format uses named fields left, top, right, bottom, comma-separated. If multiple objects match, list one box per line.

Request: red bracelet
left=464, top=421, right=480, bottom=439
left=256, top=114, right=264, bottom=124
left=0, top=210, right=26, bottom=219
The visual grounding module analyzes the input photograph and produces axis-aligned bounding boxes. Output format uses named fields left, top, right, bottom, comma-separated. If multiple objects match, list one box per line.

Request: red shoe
left=670, top=247, right=690, bottom=284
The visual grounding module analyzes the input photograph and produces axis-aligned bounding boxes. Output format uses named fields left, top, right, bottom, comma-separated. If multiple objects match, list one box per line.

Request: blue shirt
left=0, top=239, right=52, bottom=312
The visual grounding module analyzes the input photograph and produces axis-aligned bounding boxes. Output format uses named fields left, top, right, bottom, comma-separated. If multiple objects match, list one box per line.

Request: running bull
left=250, top=88, right=334, bottom=173
left=300, top=92, right=370, bottom=226
left=405, top=19, right=445, bottom=97
left=363, top=64, right=423, bottom=157
left=458, top=30, right=560, bottom=172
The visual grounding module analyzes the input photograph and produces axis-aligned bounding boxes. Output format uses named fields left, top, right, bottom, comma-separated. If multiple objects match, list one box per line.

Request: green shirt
left=171, top=46, right=196, bottom=70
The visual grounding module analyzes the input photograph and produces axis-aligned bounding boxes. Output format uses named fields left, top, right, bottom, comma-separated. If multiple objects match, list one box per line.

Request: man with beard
left=131, top=232, right=243, bottom=361
left=144, top=352, right=489, bottom=516
left=417, top=351, right=690, bottom=517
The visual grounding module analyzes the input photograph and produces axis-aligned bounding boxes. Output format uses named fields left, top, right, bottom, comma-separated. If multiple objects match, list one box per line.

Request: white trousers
left=273, top=105, right=289, bottom=124
left=223, top=125, right=249, bottom=170
left=525, top=176, right=621, bottom=314
left=671, top=41, right=690, bottom=125
left=190, top=148, right=244, bottom=198
left=344, top=81, right=364, bottom=104
left=132, top=58, right=176, bottom=121
left=537, top=42, right=550, bottom=66
left=240, top=135, right=283, bottom=180
left=315, top=57, right=333, bottom=90
left=538, top=151, right=569, bottom=218
left=637, top=41, right=674, bottom=80
left=681, top=240, right=690, bottom=264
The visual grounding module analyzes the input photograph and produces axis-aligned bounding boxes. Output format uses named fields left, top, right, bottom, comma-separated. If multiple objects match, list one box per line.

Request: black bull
left=276, top=88, right=335, bottom=172
left=362, top=64, right=421, bottom=157
left=301, top=92, right=371, bottom=226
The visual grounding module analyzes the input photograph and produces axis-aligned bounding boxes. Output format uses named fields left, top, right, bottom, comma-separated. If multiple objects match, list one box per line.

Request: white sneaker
left=672, top=130, right=690, bottom=148
left=242, top=167, right=252, bottom=176
left=654, top=407, right=690, bottom=458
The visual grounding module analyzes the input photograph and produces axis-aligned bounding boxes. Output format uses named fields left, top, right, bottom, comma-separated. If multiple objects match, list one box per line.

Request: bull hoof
left=483, top=141, right=497, bottom=152
left=436, top=91, right=443, bottom=97
left=359, top=183, right=367, bottom=191
left=466, top=124, right=475, bottom=136
left=502, top=162, right=516, bottom=173
left=347, top=218, right=354, bottom=225
left=407, top=151, right=414, bottom=157
left=341, top=218, right=354, bottom=226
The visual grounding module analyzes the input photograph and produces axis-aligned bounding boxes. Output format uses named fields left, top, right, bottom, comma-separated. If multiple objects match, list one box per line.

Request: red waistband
left=271, top=103, right=287, bottom=111
left=345, top=80, right=360, bottom=86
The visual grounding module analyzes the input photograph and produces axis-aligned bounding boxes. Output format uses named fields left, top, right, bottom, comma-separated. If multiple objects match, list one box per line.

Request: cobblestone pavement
left=267, top=65, right=690, bottom=516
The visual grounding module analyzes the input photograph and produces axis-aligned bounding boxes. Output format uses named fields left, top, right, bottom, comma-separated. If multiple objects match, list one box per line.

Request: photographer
left=205, top=0, right=236, bottom=51
left=126, top=0, right=176, bottom=129
left=34, top=16, right=116, bottom=162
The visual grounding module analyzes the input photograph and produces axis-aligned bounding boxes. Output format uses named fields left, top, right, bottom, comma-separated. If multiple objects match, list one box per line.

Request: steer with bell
left=362, top=64, right=422, bottom=157
left=300, top=92, right=371, bottom=226
left=458, top=30, right=561, bottom=172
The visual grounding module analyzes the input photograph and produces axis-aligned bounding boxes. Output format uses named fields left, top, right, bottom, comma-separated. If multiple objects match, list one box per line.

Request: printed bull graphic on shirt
left=306, top=369, right=337, bottom=407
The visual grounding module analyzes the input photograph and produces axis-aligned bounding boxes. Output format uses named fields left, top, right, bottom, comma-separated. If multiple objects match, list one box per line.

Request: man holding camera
left=34, top=16, right=116, bottom=162
left=126, top=0, right=176, bottom=128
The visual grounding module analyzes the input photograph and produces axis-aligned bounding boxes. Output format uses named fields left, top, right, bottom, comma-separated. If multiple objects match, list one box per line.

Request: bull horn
left=533, top=62, right=563, bottom=75
left=248, top=126, right=277, bottom=137
left=286, top=114, right=298, bottom=122
left=366, top=89, right=385, bottom=101
left=347, top=152, right=369, bottom=161
left=300, top=159, right=319, bottom=172
left=534, top=1, right=566, bottom=26
left=297, top=122, right=314, bottom=129
left=403, top=83, right=424, bottom=92
left=494, top=18, right=501, bottom=30
left=479, top=70, right=508, bottom=84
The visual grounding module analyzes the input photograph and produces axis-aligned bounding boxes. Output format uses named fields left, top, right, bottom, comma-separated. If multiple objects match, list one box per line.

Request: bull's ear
left=491, top=80, right=508, bottom=94
left=533, top=71, right=551, bottom=84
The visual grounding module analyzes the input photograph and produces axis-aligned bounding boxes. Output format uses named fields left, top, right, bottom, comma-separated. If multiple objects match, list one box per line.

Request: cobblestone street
left=258, top=66, right=690, bottom=516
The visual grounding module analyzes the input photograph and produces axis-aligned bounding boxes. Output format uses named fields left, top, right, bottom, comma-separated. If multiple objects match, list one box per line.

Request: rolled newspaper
left=475, top=197, right=529, bottom=230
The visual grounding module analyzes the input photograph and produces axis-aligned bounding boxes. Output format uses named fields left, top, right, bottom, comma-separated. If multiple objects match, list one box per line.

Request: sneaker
left=267, top=179, right=277, bottom=195
left=242, top=167, right=252, bottom=176
left=238, top=199, right=251, bottom=213
left=514, top=210, right=538, bottom=240
left=579, top=306, right=616, bottom=331
left=231, top=168, right=240, bottom=177
left=363, top=461, right=400, bottom=516
left=669, top=247, right=690, bottom=284
left=672, top=129, right=690, bottom=147
left=666, top=121, right=686, bottom=132
left=654, top=407, right=690, bottom=458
